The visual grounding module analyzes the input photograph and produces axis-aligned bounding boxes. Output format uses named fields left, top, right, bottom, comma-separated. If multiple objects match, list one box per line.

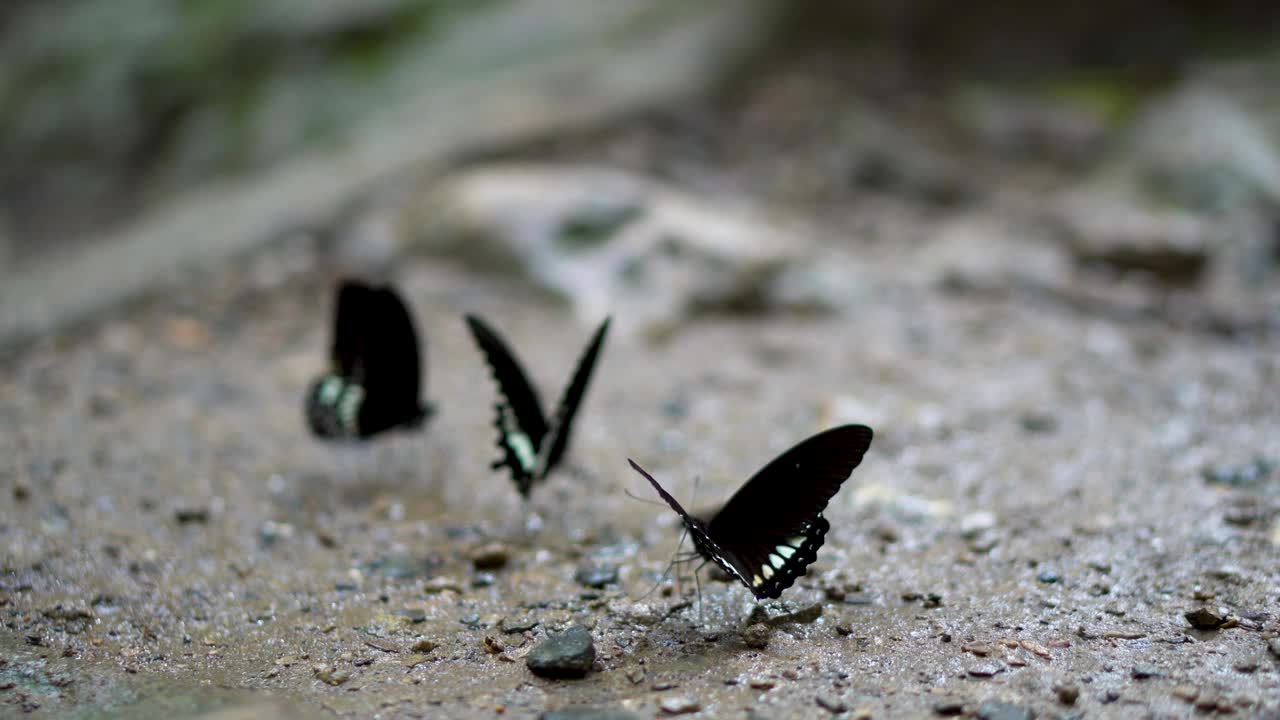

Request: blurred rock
left=922, top=215, right=1070, bottom=291
left=406, top=164, right=809, bottom=335
left=526, top=625, right=596, bottom=679
left=955, top=87, right=1109, bottom=166
left=842, top=110, right=975, bottom=207
left=1047, top=190, right=1216, bottom=286
left=1128, top=91, right=1280, bottom=216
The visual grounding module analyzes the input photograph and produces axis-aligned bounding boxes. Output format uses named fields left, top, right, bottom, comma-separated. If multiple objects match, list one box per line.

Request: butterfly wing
left=628, top=459, right=755, bottom=589
left=707, top=424, right=874, bottom=599
left=537, top=317, right=611, bottom=477
left=331, top=281, right=379, bottom=379
left=355, top=285, right=427, bottom=436
left=465, top=315, right=550, bottom=496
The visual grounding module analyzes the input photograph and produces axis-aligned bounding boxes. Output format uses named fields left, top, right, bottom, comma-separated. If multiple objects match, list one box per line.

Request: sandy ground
left=3, top=49, right=1280, bottom=718
left=2, top=224, right=1278, bottom=719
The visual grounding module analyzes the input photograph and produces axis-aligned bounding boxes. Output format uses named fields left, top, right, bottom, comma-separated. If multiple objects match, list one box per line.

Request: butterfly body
left=630, top=424, right=873, bottom=600
left=467, top=315, right=610, bottom=498
left=305, top=281, right=431, bottom=440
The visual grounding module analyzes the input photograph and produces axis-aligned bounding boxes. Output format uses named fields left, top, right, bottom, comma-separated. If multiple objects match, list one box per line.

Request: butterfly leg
left=693, top=561, right=707, bottom=626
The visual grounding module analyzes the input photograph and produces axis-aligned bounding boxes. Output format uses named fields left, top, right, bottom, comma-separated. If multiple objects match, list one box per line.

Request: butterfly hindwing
left=465, top=315, right=551, bottom=496
left=537, top=317, right=611, bottom=477
left=631, top=424, right=874, bottom=600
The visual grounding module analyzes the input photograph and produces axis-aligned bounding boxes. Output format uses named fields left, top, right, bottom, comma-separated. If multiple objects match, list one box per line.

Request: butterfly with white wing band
left=629, top=424, right=873, bottom=600
left=466, top=315, right=611, bottom=498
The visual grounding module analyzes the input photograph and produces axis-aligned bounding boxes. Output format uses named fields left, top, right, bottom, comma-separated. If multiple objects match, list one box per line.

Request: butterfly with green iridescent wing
left=629, top=424, right=873, bottom=600
left=466, top=315, right=610, bottom=499
left=305, top=280, right=432, bottom=440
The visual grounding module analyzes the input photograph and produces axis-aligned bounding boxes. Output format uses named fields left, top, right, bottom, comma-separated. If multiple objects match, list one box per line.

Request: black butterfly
left=466, top=314, right=611, bottom=498
left=305, top=280, right=432, bottom=439
left=629, top=424, right=874, bottom=600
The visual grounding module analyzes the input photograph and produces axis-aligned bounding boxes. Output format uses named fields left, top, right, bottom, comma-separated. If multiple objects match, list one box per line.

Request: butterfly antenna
left=693, top=560, right=706, bottom=626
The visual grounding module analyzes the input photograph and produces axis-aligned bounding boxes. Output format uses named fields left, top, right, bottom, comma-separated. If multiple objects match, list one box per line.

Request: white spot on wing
left=508, top=431, right=536, bottom=471
left=769, top=554, right=785, bottom=570
left=760, top=566, right=773, bottom=580
left=776, top=545, right=796, bottom=559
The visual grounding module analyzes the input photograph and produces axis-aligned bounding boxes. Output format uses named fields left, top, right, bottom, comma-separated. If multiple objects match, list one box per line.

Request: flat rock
left=406, top=164, right=807, bottom=335
left=1185, top=607, right=1229, bottom=630
left=526, top=625, right=596, bottom=679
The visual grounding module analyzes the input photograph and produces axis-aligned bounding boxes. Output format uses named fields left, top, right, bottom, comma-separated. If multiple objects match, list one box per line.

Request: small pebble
left=1054, top=683, right=1080, bottom=705
left=410, top=638, right=438, bottom=653
left=1267, top=638, right=1280, bottom=658
left=815, top=695, right=847, bottom=714
left=1171, top=685, right=1199, bottom=702
left=469, top=543, right=511, bottom=570
left=1185, top=607, right=1229, bottom=630
left=501, top=617, right=539, bottom=634
left=748, top=677, right=775, bottom=690
left=312, top=663, right=351, bottom=686
left=574, top=563, right=619, bottom=589
left=741, top=623, right=771, bottom=649
left=649, top=680, right=677, bottom=691
left=658, top=697, right=700, bottom=715
left=174, top=507, right=209, bottom=524
left=967, top=663, right=1003, bottom=678
left=933, top=699, right=965, bottom=715
left=396, top=608, right=427, bottom=624
left=1036, top=569, right=1060, bottom=584
left=423, top=577, right=464, bottom=594
left=1131, top=664, right=1162, bottom=679
left=526, top=625, right=596, bottom=679
left=1233, top=660, right=1258, bottom=673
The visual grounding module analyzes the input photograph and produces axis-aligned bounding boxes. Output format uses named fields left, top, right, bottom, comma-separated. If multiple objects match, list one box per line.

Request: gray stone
left=574, top=563, right=619, bottom=589
left=526, top=625, right=596, bottom=679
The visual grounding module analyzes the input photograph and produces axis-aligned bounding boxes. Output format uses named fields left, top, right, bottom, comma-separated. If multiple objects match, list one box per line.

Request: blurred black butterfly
left=466, top=314, right=611, bottom=498
left=629, top=424, right=873, bottom=600
left=305, top=280, right=432, bottom=439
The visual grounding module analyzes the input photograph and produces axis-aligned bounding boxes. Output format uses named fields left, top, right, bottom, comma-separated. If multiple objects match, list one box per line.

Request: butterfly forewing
left=331, top=282, right=378, bottom=379
left=354, top=286, right=427, bottom=435
left=465, top=315, right=551, bottom=495
left=537, top=317, right=611, bottom=477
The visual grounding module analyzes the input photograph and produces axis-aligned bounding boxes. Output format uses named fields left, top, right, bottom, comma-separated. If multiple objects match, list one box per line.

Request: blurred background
left=2, top=4, right=1279, bottom=717
left=2, top=0, right=1279, bottom=344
